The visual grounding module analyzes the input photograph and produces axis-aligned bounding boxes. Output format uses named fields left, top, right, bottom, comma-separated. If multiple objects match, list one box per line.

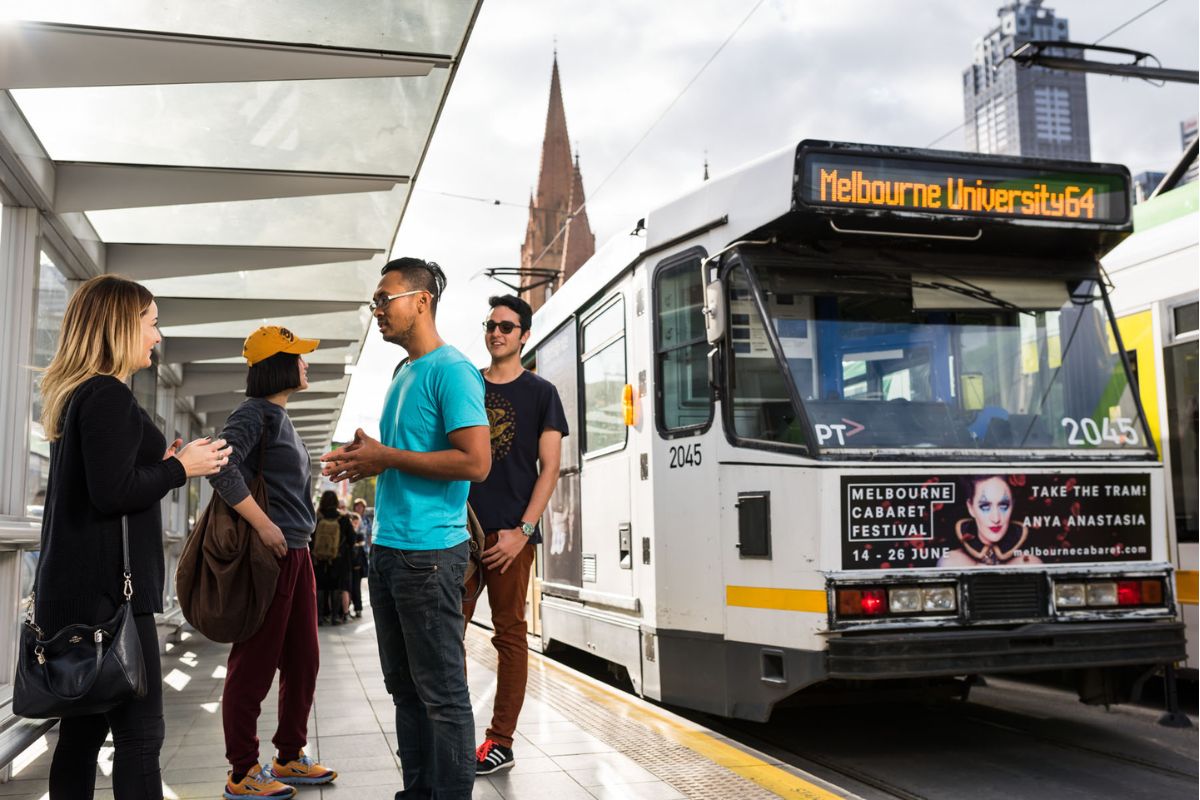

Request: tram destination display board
left=841, top=472, right=1152, bottom=570
left=798, top=148, right=1130, bottom=225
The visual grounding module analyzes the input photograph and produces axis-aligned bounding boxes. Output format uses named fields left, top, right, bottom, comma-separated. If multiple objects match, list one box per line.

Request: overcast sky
left=334, top=0, right=1199, bottom=442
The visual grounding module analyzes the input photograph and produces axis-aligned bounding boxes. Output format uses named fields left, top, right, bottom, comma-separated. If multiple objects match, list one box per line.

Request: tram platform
left=0, top=601, right=853, bottom=800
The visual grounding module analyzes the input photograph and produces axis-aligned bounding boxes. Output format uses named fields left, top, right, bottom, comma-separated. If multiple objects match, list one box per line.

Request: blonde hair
left=39, top=275, right=155, bottom=441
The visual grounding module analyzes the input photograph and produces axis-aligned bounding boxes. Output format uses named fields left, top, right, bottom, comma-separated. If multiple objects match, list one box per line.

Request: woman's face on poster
left=968, top=477, right=1013, bottom=545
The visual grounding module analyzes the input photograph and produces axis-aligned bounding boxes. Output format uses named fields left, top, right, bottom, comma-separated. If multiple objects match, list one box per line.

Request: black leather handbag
left=14, top=516, right=147, bottom=719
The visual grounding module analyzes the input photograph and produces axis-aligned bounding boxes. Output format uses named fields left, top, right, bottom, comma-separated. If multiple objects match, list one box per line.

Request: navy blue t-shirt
left=469, top=370, right=569, bottom=543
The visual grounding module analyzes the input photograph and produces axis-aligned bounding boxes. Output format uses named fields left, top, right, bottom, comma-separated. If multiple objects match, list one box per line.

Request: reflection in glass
left=656, top=259, right=711, bottom=431
left=27, top=252, right=68, bottom=517
left=726, top=268, right=803, bottom=445
left=1164, top=341, right=1198, bottom=542
left=738, top=257, right=1150, bottom=451
left=582, top=341, right=626, bottom=453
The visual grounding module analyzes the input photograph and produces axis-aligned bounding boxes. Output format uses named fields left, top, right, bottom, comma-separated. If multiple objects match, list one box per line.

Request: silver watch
left=520, top=521, right=535, bottom=537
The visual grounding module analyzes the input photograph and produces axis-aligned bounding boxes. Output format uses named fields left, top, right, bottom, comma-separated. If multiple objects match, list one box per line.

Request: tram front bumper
left=827, top=620, right=1187, bottom=679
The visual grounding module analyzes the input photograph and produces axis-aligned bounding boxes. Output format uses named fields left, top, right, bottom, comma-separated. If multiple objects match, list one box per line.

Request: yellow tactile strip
left=465, top=626, right=853, bottom=800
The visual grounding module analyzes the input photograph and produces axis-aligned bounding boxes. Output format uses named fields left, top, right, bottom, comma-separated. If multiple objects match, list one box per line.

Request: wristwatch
left=520, top=521, right=536, bottom=537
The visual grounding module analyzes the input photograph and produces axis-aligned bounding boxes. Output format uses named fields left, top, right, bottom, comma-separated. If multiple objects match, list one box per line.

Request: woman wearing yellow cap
left=208, top=326, right=337, bottom=798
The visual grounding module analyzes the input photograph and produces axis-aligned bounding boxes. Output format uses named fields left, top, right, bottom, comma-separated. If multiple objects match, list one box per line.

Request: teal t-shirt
left=374, top=345, right=488, bottom=550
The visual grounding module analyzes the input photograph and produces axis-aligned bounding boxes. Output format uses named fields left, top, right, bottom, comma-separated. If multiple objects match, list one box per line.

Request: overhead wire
left=526, top=0, right=768, bottom=270
left=925, top=0, right=1174, bottom=148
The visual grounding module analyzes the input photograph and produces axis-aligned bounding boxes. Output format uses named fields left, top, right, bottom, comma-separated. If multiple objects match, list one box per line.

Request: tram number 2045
left=1061, top=416, right=1139, bottom=446
left=668, top=443, right=703, bottom=469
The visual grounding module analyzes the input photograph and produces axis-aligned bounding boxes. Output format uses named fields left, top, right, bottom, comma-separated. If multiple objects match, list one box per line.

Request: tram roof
left=0, top=2, right=483, bottom=456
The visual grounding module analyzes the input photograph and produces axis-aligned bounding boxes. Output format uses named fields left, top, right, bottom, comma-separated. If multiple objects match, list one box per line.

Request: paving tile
left=536, top=734, right=616, bottom=757
left=551, top=751, right=662, bottom=786
left=488, top=770, right=594, bottom=800
left=586, top=781, right=687, bottom=800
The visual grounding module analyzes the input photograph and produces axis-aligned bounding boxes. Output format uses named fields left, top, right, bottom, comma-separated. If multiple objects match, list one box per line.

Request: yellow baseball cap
left=243, top=325, right=319, bottom=366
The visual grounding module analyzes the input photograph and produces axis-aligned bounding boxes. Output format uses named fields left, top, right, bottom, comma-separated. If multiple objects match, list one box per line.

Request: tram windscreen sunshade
left=798, top=151, right=1129, bottom=225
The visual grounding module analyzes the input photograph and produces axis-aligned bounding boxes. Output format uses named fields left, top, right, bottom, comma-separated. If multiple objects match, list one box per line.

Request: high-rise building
left=1181, top=116, right=1198, bottom=186
left=1132, top=171, right=1166, bottom=203
left=963, top=1, right=1091, bottom=161
left=519, top=54, right=595, bottom=313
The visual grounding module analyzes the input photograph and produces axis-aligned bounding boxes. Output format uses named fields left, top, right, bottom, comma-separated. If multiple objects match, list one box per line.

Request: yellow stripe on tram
left=533, top=651, right=851, bottom=799
left=1176, top=570, right=1198, bottom=605
left=726, top=585, right=828, bottom=613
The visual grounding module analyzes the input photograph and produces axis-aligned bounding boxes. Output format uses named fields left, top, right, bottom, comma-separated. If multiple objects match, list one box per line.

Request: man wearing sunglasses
left=322, top=257, right=490, bottom=800
left=466, top=295, right=568, bottom=776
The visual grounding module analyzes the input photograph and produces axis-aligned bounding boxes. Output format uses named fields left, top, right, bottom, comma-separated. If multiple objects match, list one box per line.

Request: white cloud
left=335, top=0, right=1198, bottom=440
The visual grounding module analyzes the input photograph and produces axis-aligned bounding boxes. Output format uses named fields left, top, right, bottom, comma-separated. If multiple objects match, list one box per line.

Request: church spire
left=519, top=53, right=595, bottom=313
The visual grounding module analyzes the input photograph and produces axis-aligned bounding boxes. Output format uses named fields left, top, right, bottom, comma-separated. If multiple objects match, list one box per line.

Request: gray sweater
left=209, top=398, right=316, bottom=549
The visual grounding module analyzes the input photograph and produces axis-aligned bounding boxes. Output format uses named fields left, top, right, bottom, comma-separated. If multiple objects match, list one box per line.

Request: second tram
left=523, top=140, right=1187, bottom=720
left=1103, top=179, right=1199, bottom=673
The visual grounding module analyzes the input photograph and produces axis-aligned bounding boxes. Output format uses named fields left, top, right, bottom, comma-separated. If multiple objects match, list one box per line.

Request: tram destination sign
left=799, top=151, right=1130, bottom=225
left=841, top=472, right=1152, bottom=570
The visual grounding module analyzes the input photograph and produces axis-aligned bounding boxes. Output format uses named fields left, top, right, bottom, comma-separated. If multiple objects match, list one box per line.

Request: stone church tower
left=519, top=55, right=595, bottom=313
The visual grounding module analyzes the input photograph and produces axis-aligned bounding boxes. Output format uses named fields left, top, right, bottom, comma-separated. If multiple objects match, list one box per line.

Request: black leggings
left=48, top=613, right=164, bottom=800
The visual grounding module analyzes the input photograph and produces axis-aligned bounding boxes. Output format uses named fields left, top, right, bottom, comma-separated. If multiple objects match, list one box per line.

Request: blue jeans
left=369, top=542, right=474, bottom=799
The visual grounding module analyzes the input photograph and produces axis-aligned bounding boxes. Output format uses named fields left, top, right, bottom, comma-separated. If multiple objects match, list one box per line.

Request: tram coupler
left=1158, top=663, right=1194, bottom=729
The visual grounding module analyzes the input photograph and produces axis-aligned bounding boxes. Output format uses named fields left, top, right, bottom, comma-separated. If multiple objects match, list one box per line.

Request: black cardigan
left=34, top=375, right=187, bottom=634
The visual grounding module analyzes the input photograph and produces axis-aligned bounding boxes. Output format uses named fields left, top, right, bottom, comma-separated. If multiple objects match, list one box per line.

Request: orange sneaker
left=267, top=750, right=337, bottom=785
left=224, top=765, right=296, bottom=798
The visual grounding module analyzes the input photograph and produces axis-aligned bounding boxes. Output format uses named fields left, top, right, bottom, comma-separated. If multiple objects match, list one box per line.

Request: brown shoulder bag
left=176, top=427, right=281, bottom=643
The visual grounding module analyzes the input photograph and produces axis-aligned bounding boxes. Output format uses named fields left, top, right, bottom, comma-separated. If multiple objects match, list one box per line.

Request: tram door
left=576, top=293, right=636, bottom=602
left=536, top=320, right=585, bottom=617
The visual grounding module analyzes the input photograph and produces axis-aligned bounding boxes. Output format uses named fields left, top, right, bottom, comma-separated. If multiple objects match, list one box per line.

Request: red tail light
left=1117, top=581, right=1141, bottom=606
left=860, top=589, right=886, bottom=615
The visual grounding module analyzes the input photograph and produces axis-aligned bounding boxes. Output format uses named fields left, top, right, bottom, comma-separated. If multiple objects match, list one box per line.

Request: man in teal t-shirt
left=322, top=257, right=490, bottom=800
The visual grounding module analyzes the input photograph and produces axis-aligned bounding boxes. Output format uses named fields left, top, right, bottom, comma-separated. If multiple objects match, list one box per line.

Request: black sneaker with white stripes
left=474, top=739, right=514, bottom=776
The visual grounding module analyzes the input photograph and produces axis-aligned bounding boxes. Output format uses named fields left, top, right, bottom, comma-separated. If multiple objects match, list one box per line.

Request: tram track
left=961, top=710, right=1197, bottom=781
left=541, top=644, right=1196, bottom=798
left=696, top=687, right=1198, bottom=800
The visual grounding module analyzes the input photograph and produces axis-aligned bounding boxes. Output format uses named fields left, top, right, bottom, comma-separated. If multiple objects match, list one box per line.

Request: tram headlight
left=1085, top=582, right=1118, bottom=607
left=1054, top=583, right=1087, bottom=608
left=921, top=586, right=957, bottom=612
left=888, top=588, right=922, bottom=613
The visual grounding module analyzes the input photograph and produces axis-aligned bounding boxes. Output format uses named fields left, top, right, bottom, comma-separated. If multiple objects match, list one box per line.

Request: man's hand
left=482, top=528, right=528, bottom=574
left=256, top=521, right=288, bottom=559
left=322, top=428, right=390, bottom=483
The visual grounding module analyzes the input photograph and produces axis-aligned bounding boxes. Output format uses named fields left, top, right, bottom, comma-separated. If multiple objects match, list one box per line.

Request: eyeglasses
left=483, top=320, right=523, bottom=334
left=369, top=289, right=429, bottom=312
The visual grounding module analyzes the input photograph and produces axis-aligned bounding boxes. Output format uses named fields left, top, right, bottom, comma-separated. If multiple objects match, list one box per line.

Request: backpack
left=312, top=517, right=341, bottom=562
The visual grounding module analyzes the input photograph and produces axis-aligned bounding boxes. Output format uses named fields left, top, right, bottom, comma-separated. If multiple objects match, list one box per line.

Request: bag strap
left=120, top=515, right=133, bottom=602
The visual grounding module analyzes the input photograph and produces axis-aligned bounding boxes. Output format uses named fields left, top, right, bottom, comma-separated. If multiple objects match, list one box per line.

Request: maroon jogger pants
left=222, top=547, right=319, bottom=774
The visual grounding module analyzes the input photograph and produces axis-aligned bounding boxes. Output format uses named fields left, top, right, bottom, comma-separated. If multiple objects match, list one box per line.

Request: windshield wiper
left=912, top=272, right=1034, bottom=315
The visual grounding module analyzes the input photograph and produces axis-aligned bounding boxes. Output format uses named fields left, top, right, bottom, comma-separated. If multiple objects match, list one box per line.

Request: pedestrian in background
left=209, top=326, right=337, bottom=798
left=353, top=498, right=373, bottom=552
left=312, top=491, right=354, bottom=625
left=467, top=295, right=568, bottom=776
left=36, top=274, right=230, bottom=800
left=349, top=515, right=367, bottom=619
left=322, top=257, right=490, bottom=800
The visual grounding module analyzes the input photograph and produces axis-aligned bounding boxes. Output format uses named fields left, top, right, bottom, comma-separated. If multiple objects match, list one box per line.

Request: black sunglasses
left=483, top=320, right=522, bottom=334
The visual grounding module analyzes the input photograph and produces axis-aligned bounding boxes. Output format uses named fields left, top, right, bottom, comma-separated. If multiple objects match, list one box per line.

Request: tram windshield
left=726, top=257, right=1152, bottom=453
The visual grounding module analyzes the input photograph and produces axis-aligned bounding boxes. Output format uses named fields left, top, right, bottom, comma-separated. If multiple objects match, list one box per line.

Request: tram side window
left=581, top=296, right=627, bottom=453
left=655, top=256, right=712, bottom=432
left=726, top=268, right=806, bottom=447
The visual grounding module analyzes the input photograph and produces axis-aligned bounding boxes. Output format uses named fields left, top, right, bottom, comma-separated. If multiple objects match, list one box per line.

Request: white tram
left=1102, top=179, right=1198, bottom=673
left=523, top=140, right=1187, bottom=720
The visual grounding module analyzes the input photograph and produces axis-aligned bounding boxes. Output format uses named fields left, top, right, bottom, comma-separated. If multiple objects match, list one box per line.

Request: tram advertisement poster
left=841, top=473, right=1152, bottom=570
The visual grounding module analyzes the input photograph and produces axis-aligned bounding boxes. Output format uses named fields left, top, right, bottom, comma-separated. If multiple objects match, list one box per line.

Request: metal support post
left=1158, top=663, right=1194, bottom=728
left=0, top=206, right=40, bottom=518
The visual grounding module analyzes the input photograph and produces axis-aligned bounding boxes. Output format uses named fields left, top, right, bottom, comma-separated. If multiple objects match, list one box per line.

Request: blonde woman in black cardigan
left=35, top=275, right=229, bottom=800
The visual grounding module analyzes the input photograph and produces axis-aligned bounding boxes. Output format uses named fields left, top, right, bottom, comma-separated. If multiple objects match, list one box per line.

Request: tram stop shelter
left=0, top=0, right=482, bottom=782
